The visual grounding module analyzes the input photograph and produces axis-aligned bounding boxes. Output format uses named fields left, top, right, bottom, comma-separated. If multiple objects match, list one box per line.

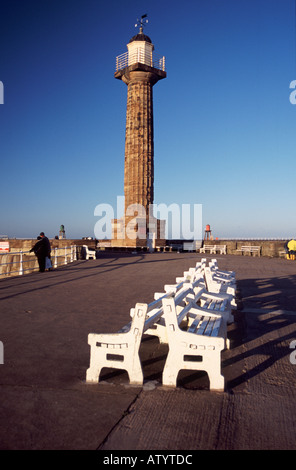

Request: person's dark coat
left=30, top=236, right=51, bottom=272
left=31, top=236, right=51, bottom=258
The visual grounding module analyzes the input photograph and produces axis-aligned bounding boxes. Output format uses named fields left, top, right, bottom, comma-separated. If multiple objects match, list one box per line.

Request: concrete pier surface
left=0, top=252, right=296, bottom=451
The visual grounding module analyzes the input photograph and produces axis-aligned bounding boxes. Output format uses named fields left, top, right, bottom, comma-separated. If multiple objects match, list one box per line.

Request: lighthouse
left=112, top=16, right=166, bottom=249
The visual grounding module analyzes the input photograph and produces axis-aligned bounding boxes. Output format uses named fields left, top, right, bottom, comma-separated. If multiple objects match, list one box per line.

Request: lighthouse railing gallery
left=116, top=49, right=166, bottom=72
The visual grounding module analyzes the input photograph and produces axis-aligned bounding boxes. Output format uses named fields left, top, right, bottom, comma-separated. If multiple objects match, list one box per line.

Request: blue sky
left=0, top=0, right=295, bottom=240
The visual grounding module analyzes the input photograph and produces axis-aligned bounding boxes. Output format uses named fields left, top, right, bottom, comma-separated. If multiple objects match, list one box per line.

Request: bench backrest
left=209, top=260, right=220, bottom=270
left=203, top=266, right=215, bottom=287
left=130, top=280, right=184, bottom=317
left=201, top=245, right=213, bottom=250
left=241, top=246, right=260, bottom=250
left=128, top=303, right=149, bottom=340
left=129, top=280, right=193, bottom=334
left=146, top=283, right=195, bottom=331
left=161, top=296, right=194, bottom=336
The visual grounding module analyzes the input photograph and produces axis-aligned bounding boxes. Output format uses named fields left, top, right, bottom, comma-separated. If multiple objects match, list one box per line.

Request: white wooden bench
left=176, top=266, right=234, bottom=324
left=175, top=259, right=206, bottom=283
left=208, top=266, right=236, bottom=287
left=149, top=276, right=234, bottom=340
left=86, top=258, right=235, bottom=389
left=86, top=282, right=191, bottom=385
left=200, top=245, right=226, bottom=255
left=161, top=296, right=229, bottom=391
left=236, top=246, right=261, bottom=257
left=200, top=245, right=215, bottom=254
left=176, top=258, right=236, bottom=309
left=212, top=245, right=226, bottom=255
left=86, top=302, right=148, bottom=385
left=203, top=266, right=237, bottom=309
left=209, top=259, right=235, bottom=279
left=83, top=245, right=97, bottom=260
left=180, top=259, right=235, bottom=291
left=188, top=276, right=234, bottom=324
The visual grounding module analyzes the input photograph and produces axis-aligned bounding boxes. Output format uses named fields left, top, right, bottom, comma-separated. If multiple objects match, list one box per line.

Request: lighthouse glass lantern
left=127, top=35, right=154, bottom=67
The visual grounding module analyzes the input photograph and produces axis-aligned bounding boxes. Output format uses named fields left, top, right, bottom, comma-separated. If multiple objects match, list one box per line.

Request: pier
left=0, top=252, right=296, bottom=450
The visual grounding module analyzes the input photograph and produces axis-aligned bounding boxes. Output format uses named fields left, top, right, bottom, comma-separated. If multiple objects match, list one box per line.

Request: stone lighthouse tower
left=111, top=16, right=166, bottom=249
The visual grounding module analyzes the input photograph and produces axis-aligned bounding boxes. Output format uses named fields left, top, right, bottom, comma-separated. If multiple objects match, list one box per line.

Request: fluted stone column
left=124, top=73, right=154, bottom=216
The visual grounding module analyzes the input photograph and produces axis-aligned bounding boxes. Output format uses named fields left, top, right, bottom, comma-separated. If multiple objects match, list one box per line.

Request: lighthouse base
left=111, top=216, right=166, bottom=251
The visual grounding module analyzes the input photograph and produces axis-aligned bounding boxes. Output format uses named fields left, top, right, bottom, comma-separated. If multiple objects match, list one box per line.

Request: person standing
left=287, top=239, right=296, bottom=261
left=30, top=232, right=51, bottom=272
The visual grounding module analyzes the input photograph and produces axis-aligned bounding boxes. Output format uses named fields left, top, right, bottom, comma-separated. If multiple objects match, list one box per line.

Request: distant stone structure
left=59, top=225, right=66, bottom=239
left=111, top=17, right=166, bottom=249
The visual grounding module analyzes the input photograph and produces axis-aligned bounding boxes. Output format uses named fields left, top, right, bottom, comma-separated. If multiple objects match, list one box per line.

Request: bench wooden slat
left=211, top=318, right=223, bottom=337
left=187, top=314, right=204, bottom=334
left=214, top=301, right=222, bottom=311
left=204, top=317, right=220, bottom=336
left=212, top=299, right=226, bottom=312
left=203, top=317, right=214, bottom=336
left=201, top=297, right=212, bottom=309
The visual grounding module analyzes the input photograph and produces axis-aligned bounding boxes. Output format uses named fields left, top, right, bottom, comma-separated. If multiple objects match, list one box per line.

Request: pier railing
left=0, top=245, right=77, bottom=278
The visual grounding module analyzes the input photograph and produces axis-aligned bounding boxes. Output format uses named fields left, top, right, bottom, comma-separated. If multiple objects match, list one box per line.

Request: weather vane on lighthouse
left=135, top=14, right=148, bottom=33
